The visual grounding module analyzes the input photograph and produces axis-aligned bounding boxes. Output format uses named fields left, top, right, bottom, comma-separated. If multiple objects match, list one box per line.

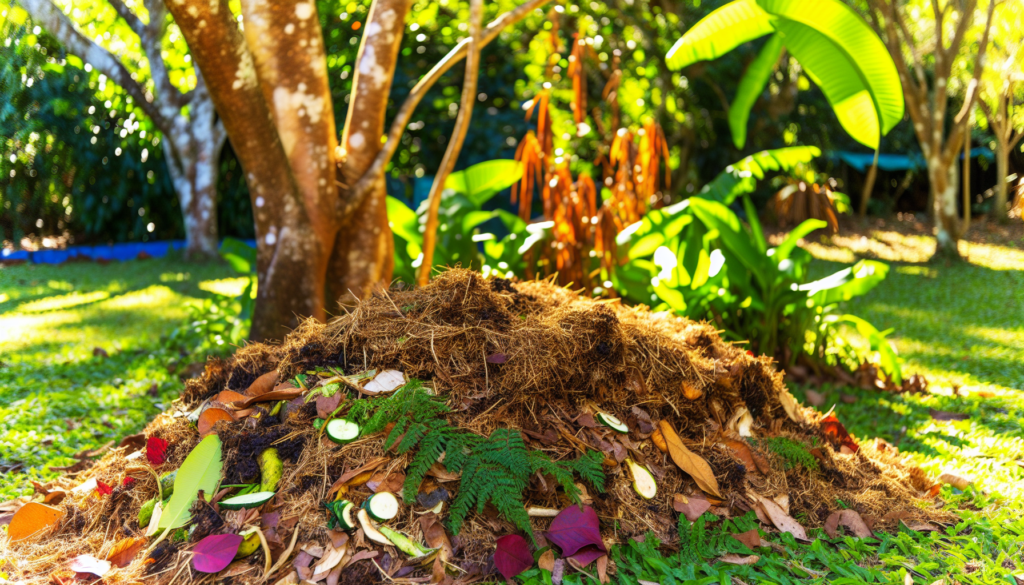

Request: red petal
left=146, top=436, right=169, bottom=465
left=96, top=481, right=113, bottom=496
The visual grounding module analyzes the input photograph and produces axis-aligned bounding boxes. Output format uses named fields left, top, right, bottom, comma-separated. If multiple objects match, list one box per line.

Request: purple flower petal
left=569, top=545, right=605, bottom=567
left=486, top=353, right=508, bottom=364
left=192, top=533, right=244, bottom=574
left=494, top=534, right=533, bottom=579
left=546, top=505, right=605, bottom=558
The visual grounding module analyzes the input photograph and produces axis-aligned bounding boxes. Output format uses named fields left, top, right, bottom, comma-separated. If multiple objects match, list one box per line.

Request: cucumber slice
left=625, top=459, right=657, bottom=499
left=357, top=509, right=393, bottom=546
left=597, top=412, right=629, bottom=433
left=219, top=491, right=276, bottom=510
left=338, top=502, right=356, bottom=530
left=325, top=419, right=360, bottom=444
left=363, top=492, right=399, bottom=521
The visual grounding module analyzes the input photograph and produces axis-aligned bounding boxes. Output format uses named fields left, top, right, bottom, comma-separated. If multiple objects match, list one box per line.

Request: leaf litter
left=1, top=269, right=955, bottom=584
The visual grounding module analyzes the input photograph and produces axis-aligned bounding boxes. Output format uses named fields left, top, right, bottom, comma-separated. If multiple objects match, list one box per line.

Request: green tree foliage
left=0, top=15, right=180, bottom=245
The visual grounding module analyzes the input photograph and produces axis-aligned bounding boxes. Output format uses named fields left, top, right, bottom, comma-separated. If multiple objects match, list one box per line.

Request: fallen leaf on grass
left=938, top=472, right=971, bottom=490
left=494, top=535, right=533, bottom=580
left=754, top=495, right=807, bottom=540
left=596, top=554, right=609, bottom=584
left=7, top=502, right=63, bottom=542
left=718, top=553, right=759, bottom=565
left=538, top=549, right=555, bottom=572
left=929, top=409, right=969, bottom=422
left=823, top=510, right=873, bottom=538
left=730, top=528, right=760, bottom=549
left=547, top=505, right=606, bottom=557
left=804, top=389, right=826, bottom=407
left=658, top=420, right=721, bottom=498
left=193, top=533, right=244, bottom=573
left=673, top=493, right=710, bottom=521
left=198, top=407, right=234, bottom=437
left=107, top=537, right=146, bottom=567
left=69, top=554, right=111, bottom=577
left=820, top=413, right=859, bottom=453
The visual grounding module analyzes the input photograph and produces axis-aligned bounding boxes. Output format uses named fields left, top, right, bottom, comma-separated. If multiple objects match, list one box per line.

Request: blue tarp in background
left=2, top=240, right=256, bottom=264
left=832, top=147, right=994, bottom=174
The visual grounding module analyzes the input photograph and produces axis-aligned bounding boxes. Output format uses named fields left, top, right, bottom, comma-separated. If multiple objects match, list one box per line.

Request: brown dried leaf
left=367, top=471, right=405, bottom=493
left=214, top=390, right=249, bottom=405
left=658, top=420, right=721, bottom=498
left=730, top=528, right=760, bottom=550
left=650, top=429, right=667, bottom=453
left=317, top=393, right=343, bottom=419
left=672, top=493, right=711, bottom=521
left=246, top=371, right=280, bottom=397
left=804, top=389, right=826, bottom=407
left=823, top=510, right=873, bottom=538
left=327, top=457, right=388, bottom=497
left=719, top=553, right=759, bottom=565
left=235, top=385, right=304, bottom=409
left=596, top=555, right=609, bottom=584
left=198, top=407, right=234, bottom=437
left=754, top=495, right=807, bottom=540
left=538, top=549, right=555, bottom=572
left=106, top=537, right=146, bottom=568
left=938, top=472, right=971, bottom=490
left=419, top=513, right=453, bottom=563
left=723, top=440, right=762, bottom=475
left=777, top=389, right=807, bottom=423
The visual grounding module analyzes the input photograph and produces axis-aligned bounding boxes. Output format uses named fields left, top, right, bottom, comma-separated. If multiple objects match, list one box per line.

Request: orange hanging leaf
left=7, top=502, right=63, bottom=542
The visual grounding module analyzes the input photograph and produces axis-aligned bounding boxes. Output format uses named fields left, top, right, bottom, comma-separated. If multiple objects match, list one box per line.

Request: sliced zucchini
left=378, top=526, right=436, bottom=558
left=356, top=508, right=393, bottom=546
left=626, top=459, right=657, bottom=499
left=219, top=491, right=276, bottom=510
left=338, top=501, right=357, bottom=530
left=363, top=492, right=399, bottom=521
left=597, top=412, right=629, bottom=433
left=325, top=419, right=360, bottom=444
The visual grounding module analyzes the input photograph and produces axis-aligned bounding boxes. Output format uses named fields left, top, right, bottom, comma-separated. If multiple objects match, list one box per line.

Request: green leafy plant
left=615, top=147, right=896, bottom=379
left=758, top=436, right=818, bottom=471
left=666, top=0, right=903, bottom=150
left=345, top=379, right=605, bottom=539
left=389, top=160, right=543, bottom=283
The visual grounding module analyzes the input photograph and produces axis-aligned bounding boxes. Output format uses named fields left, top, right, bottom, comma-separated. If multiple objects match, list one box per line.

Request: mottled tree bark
left=19, top=0, right=223, bottom=257
left=980, top=84, right=1024, bottom=224
left=867, top=0, right=995, bottom=259
left=166, top=0, right=326, bottom=340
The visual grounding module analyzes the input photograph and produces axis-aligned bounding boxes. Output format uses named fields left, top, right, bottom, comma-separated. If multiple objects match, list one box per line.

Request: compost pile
left=1, top=269, right=954, bottom=584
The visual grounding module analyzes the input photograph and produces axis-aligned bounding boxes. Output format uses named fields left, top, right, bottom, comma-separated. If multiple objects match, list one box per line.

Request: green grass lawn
left=1, top=232, right=1022, bottom=583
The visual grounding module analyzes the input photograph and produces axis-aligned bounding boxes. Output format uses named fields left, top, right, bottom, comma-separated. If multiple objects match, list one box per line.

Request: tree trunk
left=928, top=157, right=961, bottom=259
left=993, top=137, right=1010, bottom=223
left=858, top=150, right=879, bottom=218
left=962, top=127, right=971, bottom=233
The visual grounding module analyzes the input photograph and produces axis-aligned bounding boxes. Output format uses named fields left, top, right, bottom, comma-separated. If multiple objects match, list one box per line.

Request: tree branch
left=18, top=0, right=173, bottom=132
left=341, top=0, right=551, bottom=218
left=109, top=0, right=143, bottom=38
left=946, top=0, right=997, bottom=163
left=417, top=0, right=483, bottom=286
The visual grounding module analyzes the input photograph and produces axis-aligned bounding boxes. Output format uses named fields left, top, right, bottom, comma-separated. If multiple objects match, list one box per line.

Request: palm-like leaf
left=728, top=34, right=785, bottom=149
left=667, top=0, right=903, bottom=149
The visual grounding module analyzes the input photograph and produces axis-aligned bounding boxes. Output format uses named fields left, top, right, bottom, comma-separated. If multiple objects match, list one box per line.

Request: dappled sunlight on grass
left=198, top=276, right=249, bottom=297
left=16, top=290, right=111, bottom=313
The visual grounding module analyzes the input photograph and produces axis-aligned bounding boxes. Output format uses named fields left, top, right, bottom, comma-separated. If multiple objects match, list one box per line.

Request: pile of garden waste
left=0, top=269, right=954, bottom=584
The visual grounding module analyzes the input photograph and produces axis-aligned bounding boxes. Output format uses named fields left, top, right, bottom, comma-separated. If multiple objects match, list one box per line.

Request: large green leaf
left=774, top=218, right=827, bottom=260
left=220, top=238, right=256, bottom=274
left=774, top=20, right=879, bottom=148
left=666, top=0, right=774, bottom=70
left=758, top=0, right=903, bottom=135
left=159, top=435, right=223, bottom=529
left=800, top=259, right=889, bottom=306
left=386, top=196, right=422, bottom=248
left=729, top=34, right=785, bottom=149
left=445, top=160, right=523, bottom=207
left=700, top=146, right=820, bottom=204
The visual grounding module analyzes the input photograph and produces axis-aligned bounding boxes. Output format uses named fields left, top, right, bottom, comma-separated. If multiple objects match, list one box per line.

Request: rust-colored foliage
left=770, top=180, right=840, bottom=233
left=510, top=27, right=673, bottom=290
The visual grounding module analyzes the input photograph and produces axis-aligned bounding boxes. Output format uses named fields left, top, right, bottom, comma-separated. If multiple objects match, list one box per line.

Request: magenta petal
left=569, top=545, right=605, bottom=567
left=192, top=533, right=244, bottom=573
left=546, top=505, right=605, bottom=557
left=494, top=534, right=533, bottom=580
left=486, top=353, right=508, bottom=364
